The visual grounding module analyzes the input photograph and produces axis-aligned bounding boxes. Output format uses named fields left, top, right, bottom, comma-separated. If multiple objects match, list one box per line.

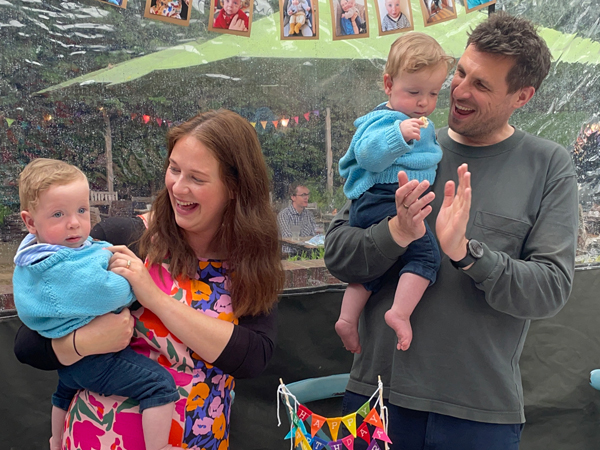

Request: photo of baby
left=331, top=0, right=369, bottom=40
left=96, top=0, right=128, bottom=9
left=144, top=0, right=191, bottom=26
left=464, top=0, right=496, bottom=13
left=418, top=0, right=456, bottom=27
left=375, top=0, right=413, bottom=35
left=208, top=0, right=253, bottom=36
left=280, top=0, right=318, bottom=39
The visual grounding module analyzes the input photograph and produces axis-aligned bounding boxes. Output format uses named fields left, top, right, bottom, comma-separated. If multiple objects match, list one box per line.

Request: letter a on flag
left=311, top=413, right=326, bottom=437
left=372, top=427, right=392, bottom=444
left=356, top=422, right=370, bottom=443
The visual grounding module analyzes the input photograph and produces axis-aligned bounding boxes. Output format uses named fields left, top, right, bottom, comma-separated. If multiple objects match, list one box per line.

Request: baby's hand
left=400, top=118, right=424, bottom=143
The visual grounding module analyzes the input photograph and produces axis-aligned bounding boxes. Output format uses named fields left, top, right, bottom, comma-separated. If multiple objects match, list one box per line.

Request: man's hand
left=436, top=164, right=472, bottom=262
left=388, top=171, right=435, bottom=248
left=229, top=15, right=248, bottom=31
left=400, top=118, right=424, bottom=143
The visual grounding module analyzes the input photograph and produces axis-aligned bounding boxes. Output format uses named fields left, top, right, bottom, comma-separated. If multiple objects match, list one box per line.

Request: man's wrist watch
left=451, top=239, right=484, bottom=269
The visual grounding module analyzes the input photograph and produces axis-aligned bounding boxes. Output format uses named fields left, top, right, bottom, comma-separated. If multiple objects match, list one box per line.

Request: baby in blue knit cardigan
left=335, top=33, right=454, bottom=353
left=13, top=159, right=179, bottom=450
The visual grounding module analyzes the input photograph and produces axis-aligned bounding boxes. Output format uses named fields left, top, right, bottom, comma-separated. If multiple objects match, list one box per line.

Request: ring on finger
left=403, top=203, right=410, bottom=209
left=126, top=260, right=131, bottom=268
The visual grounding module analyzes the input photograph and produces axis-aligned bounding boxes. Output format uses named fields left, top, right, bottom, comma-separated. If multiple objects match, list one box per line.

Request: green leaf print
left=167, top=339, right=179, bottom=362
left=136, top=320, right=160, bottom=348
left=116, top=397, right=140, bottom=414
left=101, top=409, right=115, bottom=432
left=172, top=288, right=184, bottom=301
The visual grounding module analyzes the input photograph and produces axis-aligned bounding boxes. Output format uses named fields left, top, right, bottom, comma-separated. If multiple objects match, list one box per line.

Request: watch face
left=468, top=239, right=484, bottom=258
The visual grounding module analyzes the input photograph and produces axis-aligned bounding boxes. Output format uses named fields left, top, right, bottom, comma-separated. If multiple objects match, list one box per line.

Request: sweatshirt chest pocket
left=470, top=211, right=531, bottom=259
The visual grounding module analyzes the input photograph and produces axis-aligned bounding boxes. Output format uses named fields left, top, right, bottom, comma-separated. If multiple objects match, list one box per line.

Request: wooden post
left=326, top=107, right=333, bottom=195
left=103, top=109, right=114, bottom=194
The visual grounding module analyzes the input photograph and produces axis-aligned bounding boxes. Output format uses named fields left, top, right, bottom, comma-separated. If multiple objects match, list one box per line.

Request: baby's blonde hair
left=384, top=32, right=455, bottom=79
left=18, top=158, right=87, bottom=212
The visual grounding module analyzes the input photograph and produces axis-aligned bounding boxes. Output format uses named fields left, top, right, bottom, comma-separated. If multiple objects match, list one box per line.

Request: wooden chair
left=90, top=190, right=118, bottom=207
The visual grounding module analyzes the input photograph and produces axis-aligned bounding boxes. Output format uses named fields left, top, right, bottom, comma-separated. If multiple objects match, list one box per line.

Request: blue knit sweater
left=339, top=104, right=443, bottom=200
left=13, top=235, right=135, bottom=338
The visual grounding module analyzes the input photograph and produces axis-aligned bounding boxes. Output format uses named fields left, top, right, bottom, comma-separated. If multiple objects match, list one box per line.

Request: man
left=277, top=182, right=317, bottom=238
left=325, top=12, right=577, bottom=450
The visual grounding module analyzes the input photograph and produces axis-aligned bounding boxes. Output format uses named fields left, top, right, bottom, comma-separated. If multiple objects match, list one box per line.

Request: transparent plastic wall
left=0, top=0, right=599, bottom=265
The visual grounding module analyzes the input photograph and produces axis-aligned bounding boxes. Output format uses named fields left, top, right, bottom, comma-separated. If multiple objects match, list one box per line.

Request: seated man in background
left=277, top=182, right=317, bottom=239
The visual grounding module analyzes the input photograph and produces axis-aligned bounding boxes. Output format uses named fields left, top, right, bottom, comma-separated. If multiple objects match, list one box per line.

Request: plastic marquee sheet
left=277, top=378, right=392, bottom=450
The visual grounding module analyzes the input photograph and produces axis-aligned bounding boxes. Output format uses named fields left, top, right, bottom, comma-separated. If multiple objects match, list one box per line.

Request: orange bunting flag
left=310, top=413, right=326, bottom=437
left=372, top=427, right=392, bottom=444
left=341, top=413, right=357, bottom=437
left=304, top=112, right=310, bottom=122
left=131, top=113, right=137, bottom=120
left=156, top=118, right=162, bottom=126
left=272, top=120, right=278, bottom=128
left=294, top=116, right=299, bottom=124
left=342, top=435, right=355, bottom=450
left=364, top=408, right=384, bottom=429
left=356, top=422, right=370, bottom=443
left=297, top=404, right=313, bottom=421
left=260, top=121, right=267, bottom=129
left=356, top=401, right=370, bottom=418
left=295, top=427, right=304, bottom=446
left=327, top=417, right=343, bottom=441
left=143, top=115, right=150, bottom=124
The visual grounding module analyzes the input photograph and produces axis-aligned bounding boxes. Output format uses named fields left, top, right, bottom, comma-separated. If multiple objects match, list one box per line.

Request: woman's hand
left=53, top=309, right=134, bottom=365
left=388, top=171, right=435, bottom=248
left=108, top=245, right=161, bottom=306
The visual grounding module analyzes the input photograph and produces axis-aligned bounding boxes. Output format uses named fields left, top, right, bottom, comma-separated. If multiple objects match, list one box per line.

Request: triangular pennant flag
left=272, top=120, right=278, bottom=128
left=295, top=427, right=305, bottom=446
left=311, top=436, right=328, bottom=450
left=131, top=113, right=138, bottom=120
left=294, top=116, right=299, bottom=124
left=363, top=408, right=384, bottom=429
left=341, top=413, right=357, bottom=437
left=300, top=434, right=312, bottom=450
left=313, top=110, right=320, bottom=116
left=260, top=121, right=267, bottom=129
left=356, top=401, right=370, bottom=418
left=167, top=120, right=173, bottom=127
left=329, top=439, right=344, bottom=450
left=281, top=118, right=290, bottom=127
left=366, top=440, right=382, bottom=450
left=327, top=417, right=342, bottom=441
left=143, top=115, right=150, bottom=124
left=6, top=118, right=15, bottom=127
left=156, top=118, right=162, bottom=126
left=284, top=426, right=297, bottom=440
left=356, top=422, right=370, bottom=443
left=372, top=427, right=392, bottom=444
left=342, top=435, right=355, bottom=450
left=311, top=413, right=326, bottom=437
left=297, top=404, right=313, bottom=421
left=250, top=122, right=256, bottom=127
left=304, top=112, right=310, bottom=122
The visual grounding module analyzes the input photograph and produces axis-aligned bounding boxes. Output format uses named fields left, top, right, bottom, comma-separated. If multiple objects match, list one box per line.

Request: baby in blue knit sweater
left=336, top=33, right=454, bottom=353
left=13, top=159, right=179, bottom=450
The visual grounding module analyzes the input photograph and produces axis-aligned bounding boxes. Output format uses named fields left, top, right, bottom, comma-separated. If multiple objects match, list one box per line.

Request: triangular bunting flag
left=342, top=435, right=355, bottom=450
left=366, top=440, right=382, bottom=450
left=329, top=439, right=344, bottom=450
left=250, top=121, right=256, bottom=127
left=297, top=404, right=313, bottom=421
left=281, top=118, right=289, bottom=127
left=143, top=115, right=150, bottom=124
left=356, top=422, right=370, bottom=443
left=300, top=434, right=312, bottom=450
left=131, top=113, right=138, bottom=120
left=295, top=427, right=305, bottom=446
left=311, top=436, right=329, bottom=450
left=260, top=121, right=267, bottom=129
left=272, top=120, right=278, bottom=128
left=311, top=413, right=326, bottom=437
left=341, top=413, right=357, bottom=437
left=363, top=408, right=384, bottom=429
left=6, top=118, right=15, bottom=127
left=156, top=118, right=162, bottom=126
left=167, top=120, right=173, bottom=127
left=304, top=112, right=310, bottom=121
left=294, top=116, right=299, bottom=124
left=357, top=401, right=370, bottom=418
left=284, top=425, right=298, bottom=440
left=313, top=110, right=320, bottom=116
left=372, top=427, right=392, bottom=444
left=327, top=417, right=342, bottom=441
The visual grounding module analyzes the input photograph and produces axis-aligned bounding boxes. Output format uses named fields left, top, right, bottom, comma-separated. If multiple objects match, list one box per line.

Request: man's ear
left=21, top=210, right=37, bottom=235
left=513, top=86, right=535, bottom=109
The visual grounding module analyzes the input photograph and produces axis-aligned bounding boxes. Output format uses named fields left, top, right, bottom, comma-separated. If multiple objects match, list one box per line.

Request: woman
left=14, top=109, right=285, bottom=449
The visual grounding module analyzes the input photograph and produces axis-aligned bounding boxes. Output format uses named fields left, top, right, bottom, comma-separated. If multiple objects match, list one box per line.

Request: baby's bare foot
left=384, top=309, right=413, bottom=351
left=335, top=318, right=362, bottom=353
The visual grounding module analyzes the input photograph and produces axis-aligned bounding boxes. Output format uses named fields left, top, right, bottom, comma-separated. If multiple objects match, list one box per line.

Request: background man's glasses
left=294, top=193, right=310, bottom=197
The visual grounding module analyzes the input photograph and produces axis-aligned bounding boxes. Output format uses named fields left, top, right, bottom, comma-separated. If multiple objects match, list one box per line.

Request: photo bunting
left=373, top=0, right=414, bottom=36
left=418, top=0, right=457, bottom=27
left=144, top=0, right=192, bottom=26
left=208, top=0, right=254, bottom=36
left=464, top=0, right=496, bottom=14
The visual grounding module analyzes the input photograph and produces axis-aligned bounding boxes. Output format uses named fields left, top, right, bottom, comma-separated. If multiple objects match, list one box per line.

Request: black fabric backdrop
left=2, top=267, right=600, bottom=449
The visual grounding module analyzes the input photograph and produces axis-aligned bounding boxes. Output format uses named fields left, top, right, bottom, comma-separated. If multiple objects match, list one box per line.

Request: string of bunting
left=277, top=376, right=392, bottom=450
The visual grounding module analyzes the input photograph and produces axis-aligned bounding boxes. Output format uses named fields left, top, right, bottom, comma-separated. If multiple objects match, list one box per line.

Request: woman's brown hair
left=139, top=109, right=285, bottom=317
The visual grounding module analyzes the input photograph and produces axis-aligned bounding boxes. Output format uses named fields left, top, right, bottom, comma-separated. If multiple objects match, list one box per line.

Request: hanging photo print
left=208, top=0, right=253, bottom=36
left=374, top=0, right=413, bottom=36
left=96, top=0, right=128, bottom=8
left=280, top=0, right=319, bottom=40
left=330, top=0, right=369, bottom=40
left=418, top=0, right=457, bottom=27
left=464, top=0, right=496, bottom=14
left=144, top=0, right=191, bottom=26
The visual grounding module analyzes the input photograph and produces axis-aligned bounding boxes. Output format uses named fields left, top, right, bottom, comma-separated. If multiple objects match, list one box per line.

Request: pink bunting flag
left=304, top=112, right=310, bottom=122
left=342, top=435, right=355, bottom=450
left=372, top=427, right=392, bottom=444
left=294, top=116, right=299, bottom=124
left=156, top=118, right=162, bottom=126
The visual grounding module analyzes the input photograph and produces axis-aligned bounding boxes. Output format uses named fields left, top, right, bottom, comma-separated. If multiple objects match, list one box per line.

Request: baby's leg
left=143, top=402, right=180, bottom=450
left=384, top=272, right=429, bottom=351
left=335, top=283, right=371, bottom=354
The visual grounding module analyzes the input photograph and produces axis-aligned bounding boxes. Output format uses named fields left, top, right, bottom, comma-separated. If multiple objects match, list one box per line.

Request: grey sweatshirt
left=325, top=127, right=578, bottom=423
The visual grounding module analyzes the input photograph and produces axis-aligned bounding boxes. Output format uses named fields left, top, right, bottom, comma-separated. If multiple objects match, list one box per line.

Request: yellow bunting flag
left=260, top=121, right=267, bottom=129
left=327, top=417, right=343, bottom=441
left=356, top=400, right=370, bottom=418
left=310, top=413, right=326, bottom=437
left=341, top=413, right=357, bottom=437
left=295, top=427, right=304, bottom=446
left=250, top=122, right=256, bottom=127
left=363, top=408, right=384, bottom=429
left=6, top=118, right=15, bottom=127
left=299, top=434, right=312, bottom=450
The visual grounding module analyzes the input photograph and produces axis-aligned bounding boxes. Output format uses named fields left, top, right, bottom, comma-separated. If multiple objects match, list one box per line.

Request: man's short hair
left=288, top=182, right=307, bottom=198
left=384, top=32, right=455, bottom=78
left=467, top=11, right=552, bottom=93
left=18, top=158, right=87, bottom=212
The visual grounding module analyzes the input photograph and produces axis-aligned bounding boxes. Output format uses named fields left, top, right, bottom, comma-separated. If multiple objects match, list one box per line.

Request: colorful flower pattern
left=61, top=259, right=237, bottom=450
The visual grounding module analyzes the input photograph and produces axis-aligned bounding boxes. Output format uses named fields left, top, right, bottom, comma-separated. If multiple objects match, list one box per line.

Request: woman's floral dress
left=61, top=259, right=238, bottom=450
